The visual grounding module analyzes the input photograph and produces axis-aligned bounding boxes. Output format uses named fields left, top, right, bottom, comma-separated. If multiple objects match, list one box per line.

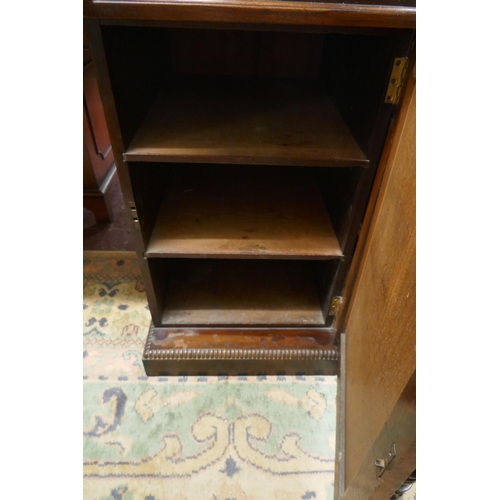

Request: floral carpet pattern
left=83, top=252, right=338, bottom=500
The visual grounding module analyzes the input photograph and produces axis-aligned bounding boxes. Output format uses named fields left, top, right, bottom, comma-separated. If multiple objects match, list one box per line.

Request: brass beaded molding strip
left=144, top=348, right=338, bottom=361
left=143, top=325, right=338, bottom=361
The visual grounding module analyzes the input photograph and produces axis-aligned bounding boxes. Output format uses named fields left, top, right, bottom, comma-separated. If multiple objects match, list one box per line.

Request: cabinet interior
left=101, top=25, right=408, bottom=161
left=148, top=258, right=339, bottom=327
left=100, top=24, right=412, bottom=332
left=128, top=163, right=346, bottom=326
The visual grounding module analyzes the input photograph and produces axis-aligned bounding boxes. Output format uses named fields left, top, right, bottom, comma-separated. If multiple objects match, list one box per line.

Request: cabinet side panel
left=323, top=33, right=396, bottom=156
left=101, top=25, right=170, bottom=149
left=322, top=30, right=414, bottom=258
left=127, top=163, right=169, bottom=249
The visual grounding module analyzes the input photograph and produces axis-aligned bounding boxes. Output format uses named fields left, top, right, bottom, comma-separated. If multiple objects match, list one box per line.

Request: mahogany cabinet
left=84, top=2, right=415, bottom=496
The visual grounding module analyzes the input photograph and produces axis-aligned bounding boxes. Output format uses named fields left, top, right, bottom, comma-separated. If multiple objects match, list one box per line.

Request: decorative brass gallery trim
left=143, top=325, right=338, bottom=361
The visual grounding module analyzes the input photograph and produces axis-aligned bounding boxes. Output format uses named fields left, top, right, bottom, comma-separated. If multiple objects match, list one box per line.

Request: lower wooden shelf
left=142, top=323, right=338, bottom=376
left=161, top=259, right=326, bottom=327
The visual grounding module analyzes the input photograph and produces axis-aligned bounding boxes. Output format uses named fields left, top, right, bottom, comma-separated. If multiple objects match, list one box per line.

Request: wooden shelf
left=145, top=166, right=343, bottom=259
left=161, top=259, right=325, bottom=326
left=124, top=76, right=368, bottom=167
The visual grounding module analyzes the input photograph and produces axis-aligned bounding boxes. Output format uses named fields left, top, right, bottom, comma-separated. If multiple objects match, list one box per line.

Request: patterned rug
left=83, top=252, right=337, bottom=500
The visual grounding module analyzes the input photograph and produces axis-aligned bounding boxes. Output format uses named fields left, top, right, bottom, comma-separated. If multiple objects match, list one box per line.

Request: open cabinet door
left=336, top=64, right=416, bottom=500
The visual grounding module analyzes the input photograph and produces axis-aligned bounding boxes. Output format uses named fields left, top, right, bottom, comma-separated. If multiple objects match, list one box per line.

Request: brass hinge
left=128, top=201, right=140, bottom=230
left=385, top=58, right=408, bottom=105
left=329, top=296, right=343, bottom=318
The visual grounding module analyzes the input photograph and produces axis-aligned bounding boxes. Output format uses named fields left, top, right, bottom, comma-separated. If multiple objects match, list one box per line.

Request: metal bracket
left=375, top=443, right=397, bottom=479
left=385, top=58, right=408, bottom=105
left=329, top=296, right=343, bottom=318
left=128, top=201, right=140, bottom=230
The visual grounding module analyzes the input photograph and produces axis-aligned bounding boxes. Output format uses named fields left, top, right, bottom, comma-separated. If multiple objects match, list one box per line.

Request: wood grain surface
left=341, top=64, right=415, bottom=497
left=124, top=76, right=368, bottom=167
left=161, top=259, right=325, bottom=326
left=83, top=0, right=416, bottom=29
left=148, top=326, right=336, bottom=349
left=146, top=166, right=342, bottom=259
left=344, top=371, right=416, bottom=500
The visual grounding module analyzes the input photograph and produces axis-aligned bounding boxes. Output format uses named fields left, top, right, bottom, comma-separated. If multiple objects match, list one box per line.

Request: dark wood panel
left=146, top=166, right=342, bottom=259
left=86, top=20, right=137, bottom=203
left=322, top=31, right=414, bottom=260
left=124, top=76, right=368, bottom=167
left=99, top=19, right=408, bottom=36
left=257, top=31, right=324, bottom=78
left=169, top=29, right=323, bottom=78
left=143, top=257, right=170, bottom=324
left=83, top=0, right=416, bottom=29
left=169, top=28, right=260, bottom=76
left=83, top=37, right=116, bottom=223
left=127, top=163, right=169, bottom=249
left=83, top=135, right=98, bottom=189
left=86, top=18, right=168, bottom=303
left=323, top=32, right=402, bottom=155
left=83, top=48, right=92, bottom=66
left=100, top=25, right=170, bottom=149
left=161, top=259, right=325, bottom=326
left=83, top=62, right=114, bottom=186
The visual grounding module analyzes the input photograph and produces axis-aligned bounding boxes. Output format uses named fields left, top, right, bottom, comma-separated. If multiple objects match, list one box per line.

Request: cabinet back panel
left=168, top=29, right=324, bottom=78
left=160, top=259, right=325, bottom=327
left=147, top=257, right=339, bottom=328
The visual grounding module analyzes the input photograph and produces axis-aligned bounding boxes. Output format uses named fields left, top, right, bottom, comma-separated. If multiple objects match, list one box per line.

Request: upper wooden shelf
left=124, top=76, right=368, bottom=168
left=145, top=165, right=343, bottom=259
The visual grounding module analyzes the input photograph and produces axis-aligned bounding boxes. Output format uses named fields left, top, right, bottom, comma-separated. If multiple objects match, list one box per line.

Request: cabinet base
left=142, top=322, right=338, bottom=376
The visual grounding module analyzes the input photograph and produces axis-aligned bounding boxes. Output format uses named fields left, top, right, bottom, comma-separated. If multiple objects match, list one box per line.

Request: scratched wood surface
left=341, top=64, right=415, bottom=499
left=143, top=325, right=338, bottom=375
left=124, top=76, right=368, bottom=168
left=146, top=166, right=342, bottom=259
